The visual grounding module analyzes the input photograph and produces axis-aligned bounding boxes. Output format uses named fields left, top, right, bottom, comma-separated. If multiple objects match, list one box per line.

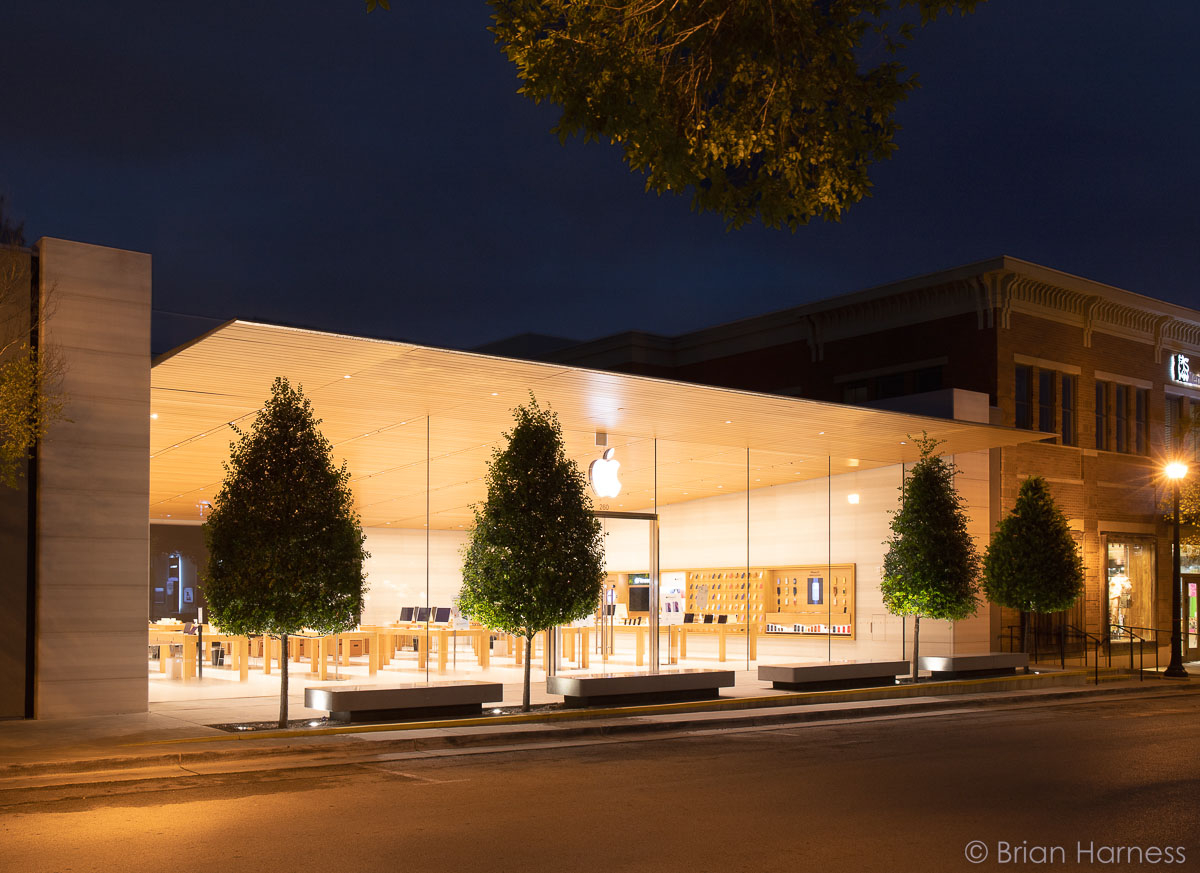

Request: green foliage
left=1161, top=412, right=1200, bottom=546
left=204, top=377, right=368, bottom=638
left=458, top=396, right=606, bottom=636
left=0, top=245, right=65, bottom=489
left=1171, top=479, right=1200, bottom=549
left=983, top=476, right=1083, bottom=615
left=881, top=435, right=980, bottom=622
left=486, top=0, right=981, bottom=230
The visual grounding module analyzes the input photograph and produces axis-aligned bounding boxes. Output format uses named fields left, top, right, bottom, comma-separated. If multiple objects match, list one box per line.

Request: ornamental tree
left=204, top=377, right=368, bottom=728
left=458, top=396, right=606, bottom=711
left=365, top=1, right=981, bottom=230
left=983, top=476, right=1083, bottom=654
left=1, top=200, right=65, bottom=488
left=881, top=435, right=981, bottom=682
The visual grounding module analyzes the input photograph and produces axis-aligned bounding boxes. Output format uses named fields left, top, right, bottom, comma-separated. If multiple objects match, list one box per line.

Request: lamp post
left=1164, top=462, right=1189, bottom=679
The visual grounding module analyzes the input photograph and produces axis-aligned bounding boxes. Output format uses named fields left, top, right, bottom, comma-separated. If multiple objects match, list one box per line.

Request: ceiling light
left=725, top=420, right=732, bottom=424
left=847, top=493, right=860, bottom=505
left=818, top=431, right=825, bottom=435
left=491, top=392, right=498, bottom=396
left=343, top=374, right=351, bottom=379
left=150, top=413, right=158, bottom=420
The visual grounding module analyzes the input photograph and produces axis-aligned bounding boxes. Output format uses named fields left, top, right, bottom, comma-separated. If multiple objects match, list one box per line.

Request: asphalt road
left=1, top=692, right=1197, bottom=872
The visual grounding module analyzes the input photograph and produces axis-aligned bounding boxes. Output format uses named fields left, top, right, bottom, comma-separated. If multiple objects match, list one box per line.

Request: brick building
left=525, top=257, right=1200, bottom=657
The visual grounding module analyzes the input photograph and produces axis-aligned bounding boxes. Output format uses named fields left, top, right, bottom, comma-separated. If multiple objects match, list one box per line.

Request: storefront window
left=1106, top=538, right=1155, bottom=639
left=1181, top=545, right=1200, bottom=575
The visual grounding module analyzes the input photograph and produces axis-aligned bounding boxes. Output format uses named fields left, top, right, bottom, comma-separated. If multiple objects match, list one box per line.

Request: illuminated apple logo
left=589, top=448, right=622, bottom=498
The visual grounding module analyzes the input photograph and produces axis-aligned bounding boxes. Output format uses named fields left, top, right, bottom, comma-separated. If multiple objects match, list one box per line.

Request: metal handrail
left=1109, top=624, right=1158, bottom=680
left=1066, top=624, right=1104, bottom=686
left=1002, top=621, right=1092, bottom=669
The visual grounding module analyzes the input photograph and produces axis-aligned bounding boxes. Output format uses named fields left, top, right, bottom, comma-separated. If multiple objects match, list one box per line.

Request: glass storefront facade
left=148, top=418, right=998, bottom=697
left=145, top=321, right=1021, bottom=702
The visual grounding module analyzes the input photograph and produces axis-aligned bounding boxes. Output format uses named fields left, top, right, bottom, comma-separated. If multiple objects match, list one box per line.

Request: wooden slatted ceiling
left=151, top=320, right=1038, bottom=528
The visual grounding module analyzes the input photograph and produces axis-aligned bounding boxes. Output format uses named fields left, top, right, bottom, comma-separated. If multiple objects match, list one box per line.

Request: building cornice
left=552, top=256, right=1200, bottom=370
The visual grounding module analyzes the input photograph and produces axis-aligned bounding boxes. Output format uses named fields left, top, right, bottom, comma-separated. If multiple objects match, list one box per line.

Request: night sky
left=4, top=2, right=1199, bottom=355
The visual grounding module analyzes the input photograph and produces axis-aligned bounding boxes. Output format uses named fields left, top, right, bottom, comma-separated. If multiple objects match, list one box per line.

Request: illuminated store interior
left=147, top=320, right=1034, bottom=700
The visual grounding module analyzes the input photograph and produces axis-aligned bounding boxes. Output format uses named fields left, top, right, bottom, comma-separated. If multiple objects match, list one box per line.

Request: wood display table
left=305, top=680, right=504, bottom=722
left=758, top=659, right=908, bottom=691
left=546, top=669, right=735, bottom=707
left=148, top=629, right=250, bottom=682
left=676, top=623, right=757, bottom=662
left=919, top=653, right=1028, bottom=679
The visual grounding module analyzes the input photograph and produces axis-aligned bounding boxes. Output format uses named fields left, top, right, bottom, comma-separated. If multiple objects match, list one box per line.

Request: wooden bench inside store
left=918, top=653, right=1029, bottom=679
left=304, top=680, right=504, bottom=722
left=758, top=659, right=909, bottom=691
left=546, top=669, right=735, bottom=707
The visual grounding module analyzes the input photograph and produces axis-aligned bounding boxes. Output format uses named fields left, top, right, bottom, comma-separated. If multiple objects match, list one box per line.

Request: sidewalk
left=3, top=663, right=1197, bottom=789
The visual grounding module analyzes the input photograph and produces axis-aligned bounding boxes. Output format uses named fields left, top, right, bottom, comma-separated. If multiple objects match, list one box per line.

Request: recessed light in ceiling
left=150, top=413, right=158, bottom=420
left=343, top=374, right=351, bottom=379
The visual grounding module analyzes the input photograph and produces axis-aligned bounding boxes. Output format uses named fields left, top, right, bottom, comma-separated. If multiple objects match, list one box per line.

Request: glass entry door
left=594, top=511, right=661, bottom=670
left=1185, top=575, right=1199, bottom=659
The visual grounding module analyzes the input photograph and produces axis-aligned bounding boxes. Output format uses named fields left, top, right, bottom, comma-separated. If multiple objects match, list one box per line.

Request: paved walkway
left=2, top=664, right=1197, bottom=787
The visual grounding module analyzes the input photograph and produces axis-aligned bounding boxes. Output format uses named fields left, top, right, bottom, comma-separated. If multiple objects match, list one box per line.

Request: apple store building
left=137, top=317, right=1039, bottom=711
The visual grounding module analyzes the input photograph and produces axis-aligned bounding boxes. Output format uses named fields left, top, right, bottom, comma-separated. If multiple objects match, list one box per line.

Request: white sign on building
left=1169, top=354, right=1200, bottom=388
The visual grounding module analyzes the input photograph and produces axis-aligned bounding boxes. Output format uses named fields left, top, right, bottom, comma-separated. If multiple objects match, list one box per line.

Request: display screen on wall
left=807, top=577, right=823, bottom=605
left=628, top=585, right=650, bottom=612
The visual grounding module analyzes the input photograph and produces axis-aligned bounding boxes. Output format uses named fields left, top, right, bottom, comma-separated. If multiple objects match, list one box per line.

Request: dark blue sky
left=4, top=2, right=1199, bottom=353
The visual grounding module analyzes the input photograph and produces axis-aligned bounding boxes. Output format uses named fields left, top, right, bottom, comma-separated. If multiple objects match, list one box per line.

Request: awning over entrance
left=151, top=320, right=1039, bottom=528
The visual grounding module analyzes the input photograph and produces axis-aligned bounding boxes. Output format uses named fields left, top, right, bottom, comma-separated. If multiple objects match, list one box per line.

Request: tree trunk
left=522, top=634, right=532, bottom=712
left=1022, top=611, right=1031, bottom=659
left=911, top=615, right=921, bottom=684
left=279, top=633, right=289, bottom=729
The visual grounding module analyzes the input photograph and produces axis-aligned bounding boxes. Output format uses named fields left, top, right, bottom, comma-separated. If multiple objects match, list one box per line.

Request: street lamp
left=1164, top=461, right=1189, bottom=679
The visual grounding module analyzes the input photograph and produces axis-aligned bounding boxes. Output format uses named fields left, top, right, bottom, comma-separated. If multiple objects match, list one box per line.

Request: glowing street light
left=1165, top=461, right=1189, bottom=679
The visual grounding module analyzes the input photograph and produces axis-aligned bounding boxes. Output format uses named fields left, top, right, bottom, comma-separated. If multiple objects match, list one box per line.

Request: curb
left=0, top=677, right=1193, bottom=785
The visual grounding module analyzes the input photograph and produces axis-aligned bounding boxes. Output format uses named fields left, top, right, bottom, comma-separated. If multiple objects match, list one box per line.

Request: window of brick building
left=1038, top=370, right=1055, bottom=434
left=1167, top=395, right=1187, bottom=455
left=1015, top=365, right=1032, bottom=429
left=842, top=382, right=869, bottom=404
left=1166, top=395, right=1185, bottom=450
left=1134, top=388, right=1148, bottom=455
left=877, top=372, right=906, bottom=399
left=1095, top=381, right=1110, bottom=450
left=1107, top=538, right=1155, bottom=640
left=1061, top=375, right=1076, bottom=446
left=915, top=365, right=943, bottom=393
left=1115, top=384, right=1128, bottom=453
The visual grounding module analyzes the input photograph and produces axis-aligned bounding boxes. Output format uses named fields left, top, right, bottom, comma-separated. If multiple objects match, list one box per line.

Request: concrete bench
left=919, top=652, right=1029, bottom=680
left=304, top=680, right=503, bottom=722
left=758, top=659, right=909, bottom=691
left=546, top=669, right=734, bottom=707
